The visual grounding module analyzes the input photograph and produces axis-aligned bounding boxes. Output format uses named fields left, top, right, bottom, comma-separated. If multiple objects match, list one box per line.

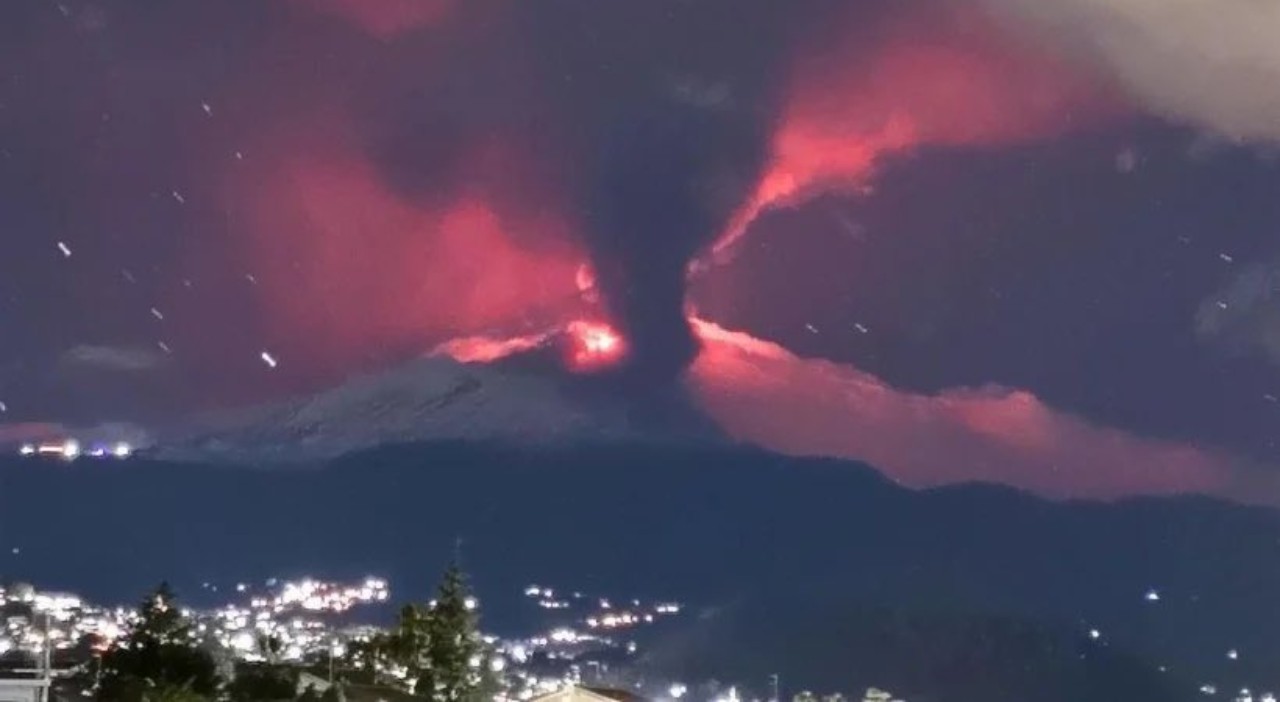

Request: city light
left=3, top=576, right=1228, bottom=701
left=15, top=438, right=135, bottom=461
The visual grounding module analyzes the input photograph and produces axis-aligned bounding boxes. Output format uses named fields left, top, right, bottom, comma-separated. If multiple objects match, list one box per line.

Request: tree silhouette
left=392, top=602, right=432, bottom=677
left=226, top=632, right=298, bottom=701
left=340, top=636, right=384, bottom=684
left=330, top=564, right=499, bottom=700
left=417, top=563, right=487, bottom=701
left=97, top=583, right=221, bottom=701
left=257, top=633, right=285, bottom=665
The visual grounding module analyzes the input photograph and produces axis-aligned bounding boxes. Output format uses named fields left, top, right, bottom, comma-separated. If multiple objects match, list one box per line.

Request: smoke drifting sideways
left=687, top=320, right=1280, bottom=507
left=430, top=318, right=1280, bottom=506
left=711, top=2, right=1122, bottom=261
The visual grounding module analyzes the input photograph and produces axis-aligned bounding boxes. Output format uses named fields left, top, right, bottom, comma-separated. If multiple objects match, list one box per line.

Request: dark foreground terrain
left=4, top=442, right=1278, bottom=700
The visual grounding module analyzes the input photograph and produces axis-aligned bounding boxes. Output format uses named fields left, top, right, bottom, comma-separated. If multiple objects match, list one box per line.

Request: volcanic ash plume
left=526, top=0, right=820, bottom=382
left=579, top=87, right=773, bottom=380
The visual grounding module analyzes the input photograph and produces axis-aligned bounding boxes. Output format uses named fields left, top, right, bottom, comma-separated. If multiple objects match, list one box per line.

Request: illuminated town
left=15, top=440, right=133, bottom=461
left=5, top=571, right=1273, bottom=702
left=2, top=577, right=870, bottom=702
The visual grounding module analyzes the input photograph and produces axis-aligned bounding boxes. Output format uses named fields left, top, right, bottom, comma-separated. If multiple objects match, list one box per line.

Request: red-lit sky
left=1, top=0, right=1279, bottom=504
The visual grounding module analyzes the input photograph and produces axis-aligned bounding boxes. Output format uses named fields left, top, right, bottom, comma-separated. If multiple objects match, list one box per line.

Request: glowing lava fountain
left=565, top=320, right=627, bottom=372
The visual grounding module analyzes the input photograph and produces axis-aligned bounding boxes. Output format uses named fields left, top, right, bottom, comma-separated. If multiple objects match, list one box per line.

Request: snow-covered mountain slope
left=153, top=352, right=698, bottom=463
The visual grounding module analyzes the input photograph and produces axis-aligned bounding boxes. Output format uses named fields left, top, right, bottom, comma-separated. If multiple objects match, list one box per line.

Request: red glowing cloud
left=712, top=5, right=1122, bottom=260
left=431, top=319, right=628, bottom=374
left=222, top=120, right=583, bottom=375
left=687, top=320, right=1275, bottom=505
left=433, top=331, right=553, bottom=365
left=294, top=0, right=456, bottom=37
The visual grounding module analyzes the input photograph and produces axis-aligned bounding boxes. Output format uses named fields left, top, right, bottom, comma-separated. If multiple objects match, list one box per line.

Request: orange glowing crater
left=565, top=320, right=627, bottom=371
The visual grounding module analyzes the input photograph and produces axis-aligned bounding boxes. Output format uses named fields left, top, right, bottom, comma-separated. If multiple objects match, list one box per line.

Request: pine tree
left=128, top=583, right=191, bottom=646
left=97, top=583, right=221, bottom=701
left=417, top=564, right=482, bottom=702
left=395, top=602, right=431, bottom=683
left=340, top=636, right=384, bottom=684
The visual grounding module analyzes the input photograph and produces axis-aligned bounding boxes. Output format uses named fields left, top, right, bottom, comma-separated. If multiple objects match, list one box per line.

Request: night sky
left=2, top=0, right=1280, bottom=503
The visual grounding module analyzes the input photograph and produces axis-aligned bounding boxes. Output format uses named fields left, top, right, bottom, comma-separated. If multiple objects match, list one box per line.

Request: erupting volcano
left=19, top=0, right=1271, bottom=510
left=196, top=0, right=1262, bottom=505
